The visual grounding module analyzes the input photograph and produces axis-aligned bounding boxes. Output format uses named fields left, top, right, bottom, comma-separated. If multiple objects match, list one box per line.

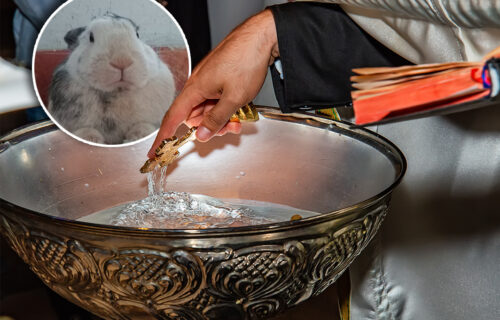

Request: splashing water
left=147, top=165, right=168, bottom=196
left=108, top=191, right=281, bottom=229
left=111, top=165, right=278, bottom=228
left=79, top=165, right=317, bottom=229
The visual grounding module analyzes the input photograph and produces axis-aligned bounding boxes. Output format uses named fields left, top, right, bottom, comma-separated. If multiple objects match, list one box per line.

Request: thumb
left=196, top=96, right=243, bottom=142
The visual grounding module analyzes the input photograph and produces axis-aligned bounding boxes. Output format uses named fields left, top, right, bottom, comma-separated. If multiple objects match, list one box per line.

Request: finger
left=196, top=97, right=242, bottom=142
left=148, top=88, right=204, bottom=158
left=216, top=122, right=242, bottom=136
left=186, top=104, right=205, bottom=120
left=185, top=100, right=217, bottom=128
left=185, top=114, right=204, bottom=128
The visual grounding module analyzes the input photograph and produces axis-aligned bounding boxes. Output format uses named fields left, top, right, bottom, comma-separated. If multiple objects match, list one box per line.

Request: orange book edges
left=352, top=68, right=487, bottom=125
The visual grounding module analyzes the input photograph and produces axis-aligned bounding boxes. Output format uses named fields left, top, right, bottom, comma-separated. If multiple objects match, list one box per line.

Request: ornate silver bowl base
left=0, top=110, right=405, bottom=319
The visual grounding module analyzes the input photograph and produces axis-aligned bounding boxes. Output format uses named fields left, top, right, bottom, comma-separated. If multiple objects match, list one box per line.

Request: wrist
left=261, top=9, right=280, bottom=63
left=247, top=9, right=279, bottom=65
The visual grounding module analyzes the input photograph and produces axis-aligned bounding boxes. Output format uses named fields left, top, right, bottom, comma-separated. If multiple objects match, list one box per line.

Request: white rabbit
left=47, top=13, right=176, bottom=144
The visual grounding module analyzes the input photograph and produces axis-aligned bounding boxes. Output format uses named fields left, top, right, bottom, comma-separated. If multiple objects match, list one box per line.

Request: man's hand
left=148, top=9, right=279, bottom=158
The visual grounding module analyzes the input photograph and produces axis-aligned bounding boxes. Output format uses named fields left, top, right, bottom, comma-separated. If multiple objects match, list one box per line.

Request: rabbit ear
left=64, top=27, right=86, bottom=50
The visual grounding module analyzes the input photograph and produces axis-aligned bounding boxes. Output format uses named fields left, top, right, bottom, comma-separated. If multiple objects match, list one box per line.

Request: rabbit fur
left=48, top=13, right=176, bottom=144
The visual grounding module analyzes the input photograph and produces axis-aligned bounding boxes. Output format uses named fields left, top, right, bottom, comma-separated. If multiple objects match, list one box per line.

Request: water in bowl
left=79, top=166, right=318, bottom=229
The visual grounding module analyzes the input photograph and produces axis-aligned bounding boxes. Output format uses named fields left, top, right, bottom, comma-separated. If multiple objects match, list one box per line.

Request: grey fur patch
left=64, top=27, right=86, bottom=50
left=49, top=66, right=82, bottom=123
left=103, top=116, right=117, bottom=132
left=96, top=91, right=117, bottom=109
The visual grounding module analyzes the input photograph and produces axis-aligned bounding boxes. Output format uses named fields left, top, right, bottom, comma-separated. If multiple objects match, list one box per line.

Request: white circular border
left=31, top=0, right=192, bottom=148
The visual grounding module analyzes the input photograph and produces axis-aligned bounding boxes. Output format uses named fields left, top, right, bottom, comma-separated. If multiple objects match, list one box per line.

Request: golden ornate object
left=229, top=103, right=260, bottom=122
left=140, top=103, right=259, bottom=173
left=140, top=127, right=197, bottom=173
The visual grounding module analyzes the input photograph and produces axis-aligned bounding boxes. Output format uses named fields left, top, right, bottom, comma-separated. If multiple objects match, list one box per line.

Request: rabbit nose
left=110, top=58, right=133, bottom=70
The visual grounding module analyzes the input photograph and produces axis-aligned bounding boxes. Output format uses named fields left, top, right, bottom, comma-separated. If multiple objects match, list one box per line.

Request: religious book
left=351, top=47, right=500, bottom=126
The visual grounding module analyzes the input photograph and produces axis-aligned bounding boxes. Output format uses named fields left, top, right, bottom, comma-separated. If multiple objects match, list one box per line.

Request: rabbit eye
left=89, top=32, right=94, bottom=43
left=136, top=31, right=139, bottom=38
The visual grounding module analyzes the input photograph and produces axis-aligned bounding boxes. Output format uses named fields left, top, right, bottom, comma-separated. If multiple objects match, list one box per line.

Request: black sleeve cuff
left=269, top=2, right=409, bottom=113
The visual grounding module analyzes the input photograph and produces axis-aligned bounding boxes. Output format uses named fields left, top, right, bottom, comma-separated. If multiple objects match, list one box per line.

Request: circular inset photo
left=33, top=0, right=190, bottom=146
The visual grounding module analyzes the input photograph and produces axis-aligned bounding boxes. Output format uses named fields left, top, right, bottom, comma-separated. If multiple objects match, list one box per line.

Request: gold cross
left=140, top=103, right=259, bottom=173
